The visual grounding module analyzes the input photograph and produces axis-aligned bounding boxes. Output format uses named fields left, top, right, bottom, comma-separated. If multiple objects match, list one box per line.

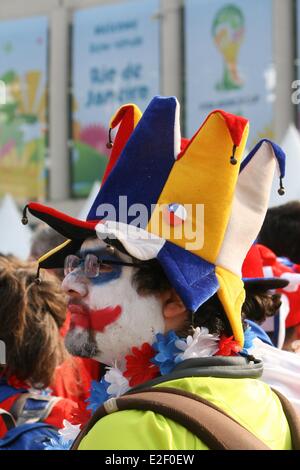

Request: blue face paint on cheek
left=79, top=248, right=123, bottom=286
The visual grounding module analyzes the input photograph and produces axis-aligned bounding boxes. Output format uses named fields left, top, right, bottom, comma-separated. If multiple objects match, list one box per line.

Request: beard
left=65, top=327, right=99, bottom=358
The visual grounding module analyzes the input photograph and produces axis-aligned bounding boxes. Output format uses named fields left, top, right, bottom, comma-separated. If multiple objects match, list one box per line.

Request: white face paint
left=62, top=238, right=165, bottom=369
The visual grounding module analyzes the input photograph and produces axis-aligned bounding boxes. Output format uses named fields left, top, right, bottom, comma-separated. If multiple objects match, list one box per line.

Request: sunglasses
left=64, top=253, right=139, bottom=278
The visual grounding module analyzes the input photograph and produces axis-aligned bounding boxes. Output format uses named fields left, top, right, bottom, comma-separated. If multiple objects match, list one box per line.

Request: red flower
left=124, top=343, right=159, bottom=387
left=71, top=403, right=91, bottom=427
left=215, top=335, right=242, bottom=356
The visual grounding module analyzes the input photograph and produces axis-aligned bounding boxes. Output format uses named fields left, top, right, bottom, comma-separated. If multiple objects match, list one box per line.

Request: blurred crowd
left=0, top=224, right=100, bottom=448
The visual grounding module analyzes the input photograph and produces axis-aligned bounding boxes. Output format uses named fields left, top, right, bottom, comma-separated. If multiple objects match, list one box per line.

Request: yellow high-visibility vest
left=79, top=376, right=292, bottom=450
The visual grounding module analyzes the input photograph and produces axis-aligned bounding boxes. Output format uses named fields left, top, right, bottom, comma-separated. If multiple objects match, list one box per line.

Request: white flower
left=58, top=420, right=81, bottom=442
left=105, top=366, right=130, bottom=397
left=175, top=327, right=219, bottom=361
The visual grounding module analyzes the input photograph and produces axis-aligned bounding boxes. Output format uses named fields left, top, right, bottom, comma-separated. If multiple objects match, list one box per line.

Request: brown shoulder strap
left=72, top=386, right=270, bottom=450
left=271, top=388, right=300, bottom=450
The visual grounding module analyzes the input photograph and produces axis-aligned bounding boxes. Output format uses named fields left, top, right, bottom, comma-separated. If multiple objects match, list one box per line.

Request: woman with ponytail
left=0, top=256, right=82, bottom=449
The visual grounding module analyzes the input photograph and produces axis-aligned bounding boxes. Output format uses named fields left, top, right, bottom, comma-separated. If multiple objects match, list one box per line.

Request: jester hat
left=23, top=96, right=286, bottom=346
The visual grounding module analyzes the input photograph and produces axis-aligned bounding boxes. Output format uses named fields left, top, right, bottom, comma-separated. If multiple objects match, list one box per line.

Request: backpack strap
left=271, top=388, right=300, bottom=450
left=71, top=386, right=270, bottom=450
left=10, top=393, right=61, bottom=426
left=0, top=408, right=16, bottom=431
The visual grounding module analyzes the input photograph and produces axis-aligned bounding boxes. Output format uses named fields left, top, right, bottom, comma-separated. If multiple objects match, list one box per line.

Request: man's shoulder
left=78, top=376, right=291, bottom=450
left=78, top=404, right=208, bottom=450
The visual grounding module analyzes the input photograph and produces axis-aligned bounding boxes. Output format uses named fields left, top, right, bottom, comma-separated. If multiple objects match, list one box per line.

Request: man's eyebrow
left=77, top=248, right=120, bottom=260
left=77, top=248, right=106, bottom=257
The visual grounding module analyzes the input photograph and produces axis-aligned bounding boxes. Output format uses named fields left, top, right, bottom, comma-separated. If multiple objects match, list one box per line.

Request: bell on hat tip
left=106, top=128, right=114, bottom=149
left=230, top=144, right=237, bottom=165
left=35, top=266, right=42, bottom=285
left=278, top=177, right=285, bottom=196
left=21, top=205, right=29, bottom=225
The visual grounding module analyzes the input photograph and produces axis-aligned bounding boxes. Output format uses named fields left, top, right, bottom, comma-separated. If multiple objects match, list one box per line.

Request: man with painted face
left=63, top=240, right=166, bottom=366
left=24, top=97, right=297, bottom=450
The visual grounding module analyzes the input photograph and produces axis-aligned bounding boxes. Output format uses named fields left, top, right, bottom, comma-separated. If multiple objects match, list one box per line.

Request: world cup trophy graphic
left=212, top=4, right=245, bottom=91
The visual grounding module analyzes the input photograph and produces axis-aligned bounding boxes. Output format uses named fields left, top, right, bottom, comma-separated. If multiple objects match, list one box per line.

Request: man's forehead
left=78, top=237, right=133, bottom=263
left=79, top=237, right=107, bottom=254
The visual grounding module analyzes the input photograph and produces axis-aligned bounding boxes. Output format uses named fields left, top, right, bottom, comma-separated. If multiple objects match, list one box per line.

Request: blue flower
left=152, top=331, right=181, bottom=375
left=241, top=326, right=257, bottom=355
left=44, top=436, right=73, bottom=450
left=86, top=378, right=110, bottom=413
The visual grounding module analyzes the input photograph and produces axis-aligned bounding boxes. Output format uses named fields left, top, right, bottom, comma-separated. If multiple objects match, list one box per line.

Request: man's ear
left=161, top=289, right=188, bottom=320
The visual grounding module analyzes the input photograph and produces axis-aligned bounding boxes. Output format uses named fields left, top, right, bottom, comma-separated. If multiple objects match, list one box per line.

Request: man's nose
left=62, top=270, right=89, bottom=298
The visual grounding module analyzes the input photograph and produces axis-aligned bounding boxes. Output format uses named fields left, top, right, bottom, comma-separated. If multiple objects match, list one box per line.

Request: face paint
left=63, top=238, right=165, bottom=368
left=80, top=249, right=123, bottom=286
left=68, top=303, right=122, bottom=332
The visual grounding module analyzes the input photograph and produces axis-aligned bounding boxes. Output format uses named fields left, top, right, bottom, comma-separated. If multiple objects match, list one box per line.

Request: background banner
left=185, top=0, right=274, bottom=147
left=0, top=16, right=48, bottom=201
left=71, top=0, right=160, bottom=197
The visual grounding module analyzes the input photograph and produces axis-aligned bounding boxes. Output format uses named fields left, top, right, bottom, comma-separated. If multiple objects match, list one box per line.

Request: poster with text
left=0, top=16, right=48, bottom=201
left=72, top=0, right=160, bottom=197
left=185, top=0, right=274, bottom=147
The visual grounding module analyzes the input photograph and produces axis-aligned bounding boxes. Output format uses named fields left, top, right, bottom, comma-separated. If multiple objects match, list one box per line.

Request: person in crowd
left=0, top=256, right=81, bottom=449
left=241, top=243, right=300, bottom=413
left=241, top=243, right=289, bottom=346
left=243, top=241, right=300, bottom=353
left=259, top=201, right=300, bottom=264
left=24, top=96, right=298, bottom=450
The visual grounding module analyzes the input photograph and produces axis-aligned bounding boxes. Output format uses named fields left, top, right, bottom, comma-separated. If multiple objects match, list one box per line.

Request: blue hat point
left=87, top=96, right=181, bottom=225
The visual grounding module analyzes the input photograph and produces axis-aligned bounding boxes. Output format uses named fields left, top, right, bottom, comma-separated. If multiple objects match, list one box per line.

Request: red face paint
left=69, top=303, right=122, bottom=332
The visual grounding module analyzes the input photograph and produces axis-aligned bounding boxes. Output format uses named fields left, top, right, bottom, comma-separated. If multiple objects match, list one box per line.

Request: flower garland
left=87, top=327, right=227, bottom=413
left=46, top=326, right=255, bottom=450
left=44, top=420, right=82, bottom=451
